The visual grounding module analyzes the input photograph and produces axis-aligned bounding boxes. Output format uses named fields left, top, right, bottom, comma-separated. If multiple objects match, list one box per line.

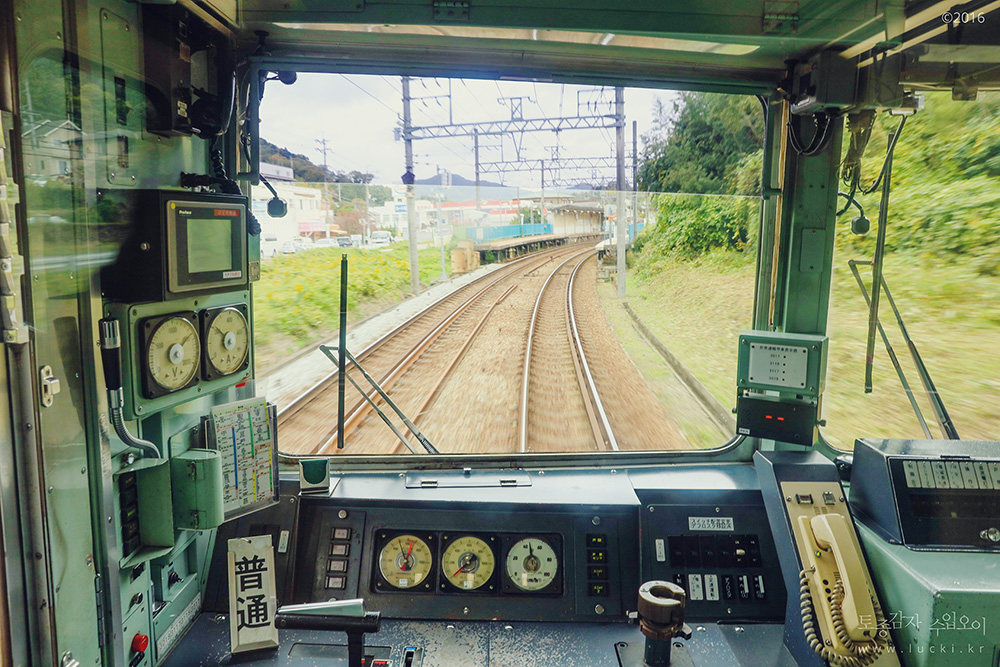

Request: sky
left=258, top=73, right=676, bottom=190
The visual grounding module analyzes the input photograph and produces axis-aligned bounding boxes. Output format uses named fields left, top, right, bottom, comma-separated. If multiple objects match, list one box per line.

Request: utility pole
left=436, top=192, right=447, bottom=280
left=364, top=181, right=370, bottom=245
left=540, top=159, right=545, bottom=230
left=615, top=87, right=626, bottom=299
left=402, top=76, right=420, bottom=295
left=474, top=128, right=481, bottom=214
left=315, top=137, right=333, bottom=239
left=632, top=120, right=638, bottom=243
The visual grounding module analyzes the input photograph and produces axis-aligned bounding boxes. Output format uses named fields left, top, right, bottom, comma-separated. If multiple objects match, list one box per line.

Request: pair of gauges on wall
left=374, top=532, right=562, bottom=595
left=139, top=304, right=250, bottom=398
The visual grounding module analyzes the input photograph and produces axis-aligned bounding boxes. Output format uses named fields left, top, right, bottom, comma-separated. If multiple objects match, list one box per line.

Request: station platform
left=473, top=232, right=603, bottom=259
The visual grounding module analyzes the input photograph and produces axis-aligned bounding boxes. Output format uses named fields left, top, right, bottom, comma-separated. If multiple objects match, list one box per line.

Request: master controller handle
left=636, top=581, right=692, bottom=666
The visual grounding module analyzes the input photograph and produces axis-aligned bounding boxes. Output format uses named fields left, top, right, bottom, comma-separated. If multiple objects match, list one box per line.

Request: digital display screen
left=186, top=218, right=234, bottom=273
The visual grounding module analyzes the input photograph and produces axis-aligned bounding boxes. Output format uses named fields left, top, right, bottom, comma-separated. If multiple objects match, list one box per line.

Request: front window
left=253, top=76, right=762, bottom=458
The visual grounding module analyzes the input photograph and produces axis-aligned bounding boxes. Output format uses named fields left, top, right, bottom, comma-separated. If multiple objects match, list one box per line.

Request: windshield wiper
left=849, top=259, right=959, bottom=440
left=320, top=345, right=439, bottom=454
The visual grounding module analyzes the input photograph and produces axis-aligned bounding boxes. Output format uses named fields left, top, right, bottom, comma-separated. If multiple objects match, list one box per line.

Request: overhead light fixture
left=600, top=33, right=616, bottom=46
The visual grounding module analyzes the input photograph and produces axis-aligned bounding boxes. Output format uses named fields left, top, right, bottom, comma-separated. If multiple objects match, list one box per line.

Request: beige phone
left=782, top=481, right=900, bottom=666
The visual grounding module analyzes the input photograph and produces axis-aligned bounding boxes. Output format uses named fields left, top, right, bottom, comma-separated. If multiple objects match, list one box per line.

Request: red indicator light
left=777, top=417, right=785, bottom=421
left=235, top=382, right=246, bottom=388
left=765, top=415, right=772, bottom=420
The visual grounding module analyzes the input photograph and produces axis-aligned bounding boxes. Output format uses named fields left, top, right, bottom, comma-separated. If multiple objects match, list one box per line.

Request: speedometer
left=441, top=535, right=495, bottom=591
left=377, top=534, right=433, bottom=590
left=505, top=536, right=559, bottom=592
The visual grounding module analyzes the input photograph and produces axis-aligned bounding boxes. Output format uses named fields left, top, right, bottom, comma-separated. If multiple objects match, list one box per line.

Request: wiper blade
left=320, top=345, right=439, bottom=454
left=850, top=260, right=959, bottom=440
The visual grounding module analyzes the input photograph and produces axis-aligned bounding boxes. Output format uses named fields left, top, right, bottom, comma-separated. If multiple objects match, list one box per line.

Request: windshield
left=253, top=76, right=763, bottom=457
left=821, top=92, right=1000, bottom=449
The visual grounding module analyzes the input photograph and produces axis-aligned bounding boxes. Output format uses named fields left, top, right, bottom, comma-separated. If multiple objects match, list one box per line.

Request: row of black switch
left=325, top=526, right=353, bottom=590
left=119, top=472, right=141, bottom=558
left=668, top=534, right=762, bottom=569
left=587, top=534, right=609, bottom=597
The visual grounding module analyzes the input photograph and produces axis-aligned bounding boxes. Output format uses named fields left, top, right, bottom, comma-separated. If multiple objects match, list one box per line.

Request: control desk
left=171, top=463, right=799, bottom=666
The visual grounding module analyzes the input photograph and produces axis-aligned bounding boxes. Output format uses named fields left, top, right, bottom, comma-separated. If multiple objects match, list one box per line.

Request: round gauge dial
left=205, top=307, right=250, bottom=376
left=506, top=537, right=558, bottom=592
left=378, top=535, right=433, bottom=589
left=441, top=536, right=495, bottom=591
left=146, top=316, right=200, bottom=390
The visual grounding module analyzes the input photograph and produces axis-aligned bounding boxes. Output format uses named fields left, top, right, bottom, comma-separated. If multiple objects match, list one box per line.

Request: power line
left=339, top=74, right=399, bottom=117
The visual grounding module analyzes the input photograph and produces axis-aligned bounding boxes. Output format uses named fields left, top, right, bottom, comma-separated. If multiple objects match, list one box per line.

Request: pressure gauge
left=441, top=535, right=495, bottom=591
left=505, top=536, right=560, bottom=593
left=201, top=305, right=250, bottom=380
left=140, top=313, right=201, bottom=398
left=377, top=534, right=434, bottom=591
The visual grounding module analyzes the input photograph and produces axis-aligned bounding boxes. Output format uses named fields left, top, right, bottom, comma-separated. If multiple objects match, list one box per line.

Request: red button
left=131, top=634, right=149, bottom=653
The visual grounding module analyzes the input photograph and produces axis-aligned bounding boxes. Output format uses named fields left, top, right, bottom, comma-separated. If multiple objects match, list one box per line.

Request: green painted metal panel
left=778, top=119, right=845, bottom=336
left=858, top=523, right=1000, bottom=666
left=171, top=450, right=225, bottom=532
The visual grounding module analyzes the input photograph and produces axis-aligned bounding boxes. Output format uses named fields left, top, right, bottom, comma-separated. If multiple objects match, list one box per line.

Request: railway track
left=518, top=249, right=614, bottom=453
left=278, top=243, right=586, bottom=455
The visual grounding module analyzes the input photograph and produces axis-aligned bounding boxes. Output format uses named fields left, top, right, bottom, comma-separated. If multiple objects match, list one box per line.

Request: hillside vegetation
left=627, top=91, right=1000, bottom=447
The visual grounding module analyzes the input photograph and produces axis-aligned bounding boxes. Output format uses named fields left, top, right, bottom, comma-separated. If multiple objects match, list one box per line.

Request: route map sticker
left=211, top=398, right=277, bottom=518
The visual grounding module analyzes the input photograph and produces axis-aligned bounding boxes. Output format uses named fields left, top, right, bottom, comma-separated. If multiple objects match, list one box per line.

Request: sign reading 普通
left=228, top=535, right=279, bottom=654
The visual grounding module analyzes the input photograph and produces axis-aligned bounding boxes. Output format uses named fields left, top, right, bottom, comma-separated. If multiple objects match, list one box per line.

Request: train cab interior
left=1, top=1, right=1000, bottom=666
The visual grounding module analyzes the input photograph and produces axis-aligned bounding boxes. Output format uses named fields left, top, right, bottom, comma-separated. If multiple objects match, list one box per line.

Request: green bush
left=642, top=193, right=755, bottom=259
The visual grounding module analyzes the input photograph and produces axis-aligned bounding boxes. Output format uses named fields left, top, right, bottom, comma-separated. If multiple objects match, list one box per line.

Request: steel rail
left=277, top=243, right=572, bottom=424
left=286, top=246, right=581, bottom=455
left=388, top=284, right=519, bottom=455
left=567, top=253, right=619, bottom=451
left=518, top=248, right=597, bottom=453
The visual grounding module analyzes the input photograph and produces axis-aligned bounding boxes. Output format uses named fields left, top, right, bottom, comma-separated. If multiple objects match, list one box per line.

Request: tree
left=638, top=93, right=764, bottom=195
left=511, top=207, right=544, bottom=225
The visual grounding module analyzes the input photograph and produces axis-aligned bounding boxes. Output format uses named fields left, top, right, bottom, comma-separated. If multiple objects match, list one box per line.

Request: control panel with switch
left=633, top=469, right=788, bottom=623
left=851, top=438, right=1000, bottom=550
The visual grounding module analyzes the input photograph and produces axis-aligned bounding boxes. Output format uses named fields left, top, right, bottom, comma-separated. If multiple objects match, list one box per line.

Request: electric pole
left=633, top=120, right=638, bottom=242
left=316, top=137, right=333, bottom=239
left=474, top=128, right=481, bottom=214
left=402, top=76, right=420, bottom=296
left=364, top=181, right=370, bottom=245
left=540, top=159, right=545, bottom=229
left=615, top=87, right=626, bottom=299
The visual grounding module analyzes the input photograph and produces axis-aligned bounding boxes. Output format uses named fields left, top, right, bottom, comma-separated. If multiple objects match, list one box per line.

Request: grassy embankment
left=253, top=243, right=452, bottom=372
left=614, top=247, right=1000, bottom=449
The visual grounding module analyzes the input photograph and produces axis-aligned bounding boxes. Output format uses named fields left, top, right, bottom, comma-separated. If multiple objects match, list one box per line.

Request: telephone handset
left=783, top=482, right=898, bottom=666
left=800, top=514, right=877, bottom=642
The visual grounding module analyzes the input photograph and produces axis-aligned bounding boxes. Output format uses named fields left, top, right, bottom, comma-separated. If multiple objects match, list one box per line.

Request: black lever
left=275, top=611, right=380, bottom=667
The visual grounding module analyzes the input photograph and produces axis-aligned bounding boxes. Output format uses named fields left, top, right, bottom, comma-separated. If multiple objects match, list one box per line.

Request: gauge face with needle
left=506, top=536, right=559, bottom=592
left=441, top=536, right=495, bottom=591
left=202, top=306, right=250, bottom=378
left=378, top=534, right=433, bottom=590
left=141, top=313, right=201, bottom=397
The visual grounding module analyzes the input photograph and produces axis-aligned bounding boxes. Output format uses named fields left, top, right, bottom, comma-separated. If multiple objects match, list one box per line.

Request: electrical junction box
left=737, top=331, right=827, bottom=398
left=790, top=50, right=858, bottom=115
